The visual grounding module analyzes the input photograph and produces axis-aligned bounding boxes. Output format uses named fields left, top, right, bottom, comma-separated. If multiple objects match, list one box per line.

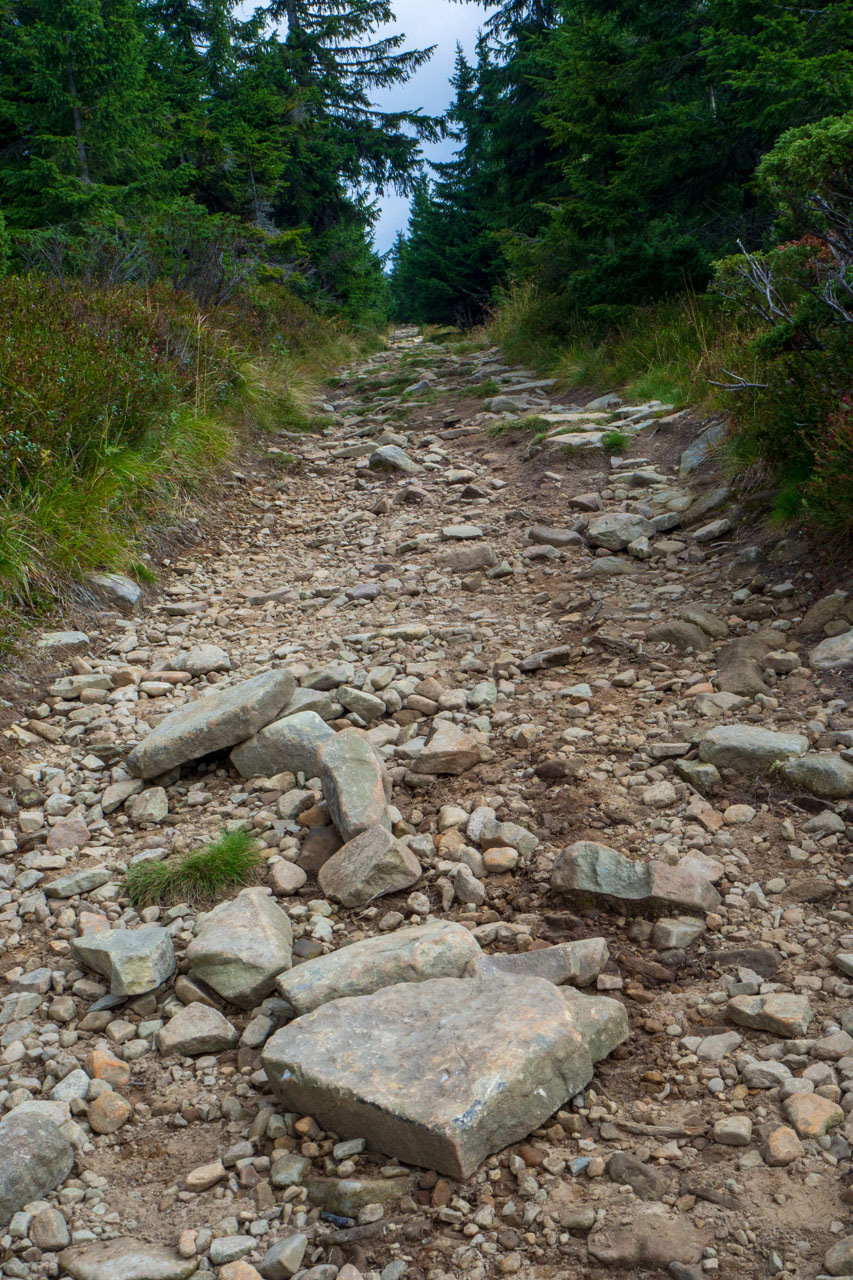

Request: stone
left=127, top=670, right=296, bottom=778
left=646, top=621, right=711, bottom=652
left=45, top=866, right=111, bottom=898
left=698, top=725, right=808, bottom=774
left=0, top=1111, right=74, bottom=1229
left=465, top=938, right=609, bottom=988
left=303, top=1176, right=416, bottom=1218
left=30, top=1207, right=70, bottom=1251
left=586, top=513, right=654, bottom=551
left=369, top=445, right=421, bottom=474
left=185, top=1159, right=225, bottom=1192
left=587, top=1209, right=708, bottom=1268
left=85, top=572, right=142, bottom=611
left=527, top=525, right=582, bottom=548
left=651, top=917, right=705, bottom=950
left=259, top=1235, right=308, bottom=1279
left=551, top=841, right=720, bottom=914
left=783, top=1092, right=844, bottom=1137
left=182, top=644, right=231, bottom=676
left=88, top=1091, right=133, bottom=1134
left=727, top=993, right=813, bottom=1037
left=825, top=1238, right=853, bottom=1276
left=317, top=825, right=421, bottom=908
left=777, top=753, right=853, bottom=799
left=412, top=719, right=489, bottom=775
left=37, top=630, right=91, bottom=654
left=606, top=1153, right=671, bottom=1200
left=270, top=1153, right=311, bottom=1188
left=713, top=1115, right=752, bottom=1146
left=263, top=975, right=627, bottom=1179
left=128, top=786, right=169, bottom=824
left=695, top=1031, right=741, bottom=1062
left=763, top=1125, right=803, bottom=1167
left=270, top=861, right=308, bottom=895
left=73, top=925, right=175, bottom=997
left=102, top=779, right=144, bottom=813
left=156, top=1002, right=239, bottom=1055
left=439, top=543, right=499, bottom=573
left=221, top=1266, right=263, bottom=1280
left=231, top=712, right=335, bottom=779
left=277, top=921, right=480, bottom=1014
left=679, top=422, right=725, bottom=477
left=675, top=760, right=721, bottom=792
left=209, top=1238, right=254, bottom=1266
left=810, top=630, right=853, bottom=671
left=47, top=817, right=90, bottom=852
left=317, top=729, right=390, bottom=841
left=59, top=1239, right=199, bottom=1279
left=693, top=517, right=732, bottom=542
left=186, top=889, right=293, bottom=1008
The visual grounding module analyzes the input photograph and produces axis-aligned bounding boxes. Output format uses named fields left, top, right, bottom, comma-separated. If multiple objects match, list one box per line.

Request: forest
left=0, top=0, right=852, bottom=632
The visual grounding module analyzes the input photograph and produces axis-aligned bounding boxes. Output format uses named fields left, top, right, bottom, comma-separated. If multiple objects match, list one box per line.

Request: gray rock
left=369, top=444, right=421, bottom=474
left=0, top=1111, right=74, bottom=1229
left=277, top=920, right=480, bottom=1014
left=44, top=866, right=111, bottom=898
left=259, top=1234, right=308, bottom=1279
left=30, top=1207, right=70, bottom=1250
left=527, top=525, right=583, bottom=548
left=682, top=486, right=731, bottom=526
left=127, top=669, right=296, bottom=778
left=466, top=938, right=609, bottom=988
left=698, top=725, right=808, bottom=774
left=675, top=760, right=721, bottom=792
left=302, top=1176, right=416, bottom=1216
left=552, top=841, right=720, bottom=913
left=263, top=975, right=627, bottom=1179
left=282, top=687, right=342, bottom=721
left=318, top=825, right=421, bottom=908
left=317, top=729, right=390, bottom=841
left=186, top=888, right=293, bottom=1008
left=588, top=1210, right=708, bottom=1268
left=651, top=917, right=706, bottom=950
left=439, top=543, right=499, bottom=573
left=37, top=631, right=91, bottom=654
left=181, top=643, right=231, bottom=676
left=101, top=778, right=144, bottom=813
left=127, top=786, right=169, bottom=824
left=607, top=1152, right=671, bottom=1200
left=156, top=1002, right=238, bottom=1055
left=695, top=1031, right=741, bottom=1062
left=586, top=513, right=654, bottom=551
left=337, top=684, right=386, bottom=722
left=208, top=1237, right=254, bottom=1266
left=693, top=517, right=732, bottom=542
left=727, top=993, right=813, bottom=1037
left=679, top=422, right=725, bottom=477
left=676, top=605, right=729, bottom=638
left=270, top=1152, right=311, bottom=1188
left=230, top=710, right=335, bottom=779
left=825, top=1237, right=853, bottom=1276
left=778, top=753, right=853, bottom=798
left=646, top=620, right=712, bottom=652
left=467, top=807, right=539, bottom=854
left=85, top=572, right=142, bottom=611
left=810, top=629, right=853, bottom=671
left=412, top=719, right=489, bottom=775
left=716, top=656, right=767, bottom=696
left=73, top=925, right=175, bottom=996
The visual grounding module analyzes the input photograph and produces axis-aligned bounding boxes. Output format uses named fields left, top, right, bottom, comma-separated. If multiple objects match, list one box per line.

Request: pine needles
left=124, top=828, right=264, bottom=909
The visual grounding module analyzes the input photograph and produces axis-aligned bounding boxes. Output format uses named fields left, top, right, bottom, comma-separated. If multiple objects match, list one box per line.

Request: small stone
left=783, top=1092, right=844, bottom=1137
left=73, top=925, right=176, bottom=997
left=727, top=993, right=812, bottom=1037
left=318, top=825, right=421, bottom=908
left=58, top=1238, right=198, bottom=1279
left=825, top=1237, right=853, bottom=1276
left=763, top=1125, right=804, bottom=1167
left=185, top=1160, right=226, bottom=1192
left=259, top=1233, right=308, bottom=1279
left=156, top=1002, right=239, bottom=1056
left=88, top=1091, right=133, bottom=1134
left=713, top=1115, right=752, bottom=1146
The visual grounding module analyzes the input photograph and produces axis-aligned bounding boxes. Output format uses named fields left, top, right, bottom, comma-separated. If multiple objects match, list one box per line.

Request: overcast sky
left=241, top=1, right=494, bottom=255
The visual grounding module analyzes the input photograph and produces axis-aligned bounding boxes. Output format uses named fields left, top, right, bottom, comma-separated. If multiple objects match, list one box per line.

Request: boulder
left=230, top=711, right=335, bottom=779
left=727, top=993, right=813, bottom=1037
left=73, top=925, right=175, bottom=997
left=317, top=729, right=390, bottom=842
left=0, top=1111, right=74, bottom=1228
left=368, top=445, right=421, bottom=474
left=698, top=724, right=807, bottom=774
left=317, top=826, right=421, bottom=908
left=277, top=920, right=481, bottom=1014
left=412, top=720, right=489, bottom=775
left=262, top=975, right=627, bottom=1179
left=810, top=629, right=853, bottom=670
left=552, top=841, right=720, bottom=914
left=777, top=753, right=853, bottom=799
left=181, top=644, right=231, bottom=676
left=85, top=572, right=142, bottom=612
left=586, top=513, right=654, bottom=551
left=58, top=1238, right=198, bottom=1280
left=156, top=1002, right=239, bottom=1055
left=127, top=670, right=296, bottom=778
left=186, top=889, right=293, bottom=1008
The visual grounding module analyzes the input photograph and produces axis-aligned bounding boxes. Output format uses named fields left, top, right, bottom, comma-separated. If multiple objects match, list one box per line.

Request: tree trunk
left=66, top=47, right=91, bottom=185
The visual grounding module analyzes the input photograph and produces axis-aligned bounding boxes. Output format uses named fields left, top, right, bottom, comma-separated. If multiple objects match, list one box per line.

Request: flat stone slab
left=230, top=710, right=335, bottom=779
left=412, top=720, right=489, bottom=775
left=58, top=1238, right=198, bottom=1279
left=777, top=753, right=853, bottom=798
left=727, top=993, right=813, bottom=1037
left=262, top=975, right=628, bottom=1178
left=698, top=725, right=808, bottom=774
left=73, top=925, right=175, bottom=997
left=465, top=938, right=609, bottom=988
left=187, top=888, right=292, bottom=1009
left=277, top=920, right=481, bottom=1014
left=127, top=670, right=296, bottom=778
left=552, top=842, right=721, bottom=914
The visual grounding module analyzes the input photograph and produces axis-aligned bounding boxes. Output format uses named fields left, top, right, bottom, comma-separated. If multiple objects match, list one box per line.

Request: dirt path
left=3, top=328, right=853, bottom=1280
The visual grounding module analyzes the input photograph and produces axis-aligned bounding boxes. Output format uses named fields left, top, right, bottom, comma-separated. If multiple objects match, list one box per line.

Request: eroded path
left=3, top=328, right=853, bottom=1280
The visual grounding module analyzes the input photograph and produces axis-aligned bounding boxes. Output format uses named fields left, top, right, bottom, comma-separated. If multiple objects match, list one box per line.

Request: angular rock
left=156, top=1002, right=239, bottom=1056
left=465, top=938, right=609, bottom=988
left=317, top=826, right=421, bottom=908
left=810, top=629, right=853, bottom=671
left=127, top=670, right=296, bottom=778
left=412, top=719, right=488, bottom=775
left=727, top=993, right=813, bottom=1037
left=606, top=1152, right=671, bottom=1200
left=527, top=525, right=583, bottom=548
left=586, top=513, right=654, bottom=551
left=128, top=786, right=168, bottom=824
left=231, top=711, right=335, bottom=779
left=777, top=753, right=853, bottom=799
left=58, top=1238, right=198, bottom=1280
left=73, top=925, right=175, bottom=997
left=439, top=543, right=499, bottom=573
left=101, top=779, right=144, bottom=814
left=784, top=1092, right=844, bottom=1138
left=260, top=1235, right=308, bottom=1280
left=825, top=1237, right=853, bottom=1276
left=186, top=889, right=292, bottom=1009
left=45, top=866, right=111, bottom=898
left=698, top=725, right=808, bottom=774
left=368, top=445, right=421, bottom=474
left=182, top=643, right=231, bottom=676
left=37, top=630, right=91, bottom=654
left=587, top=1209, right=708, bottom=1268
left=646, top=620, right=711, bottom=652
left=302, top=1176, right=416, bottom=1216
left=0, top=1111, right=74, bottom=1229
left=552, top=842, right=720, bottom=914
left=277, top=920, right=480, bottom=1014
left=85, top=572, right=142, bottom=612
left=262, top=975, right=627, bottom=1179
left=317, top=729, right=390, bottom=842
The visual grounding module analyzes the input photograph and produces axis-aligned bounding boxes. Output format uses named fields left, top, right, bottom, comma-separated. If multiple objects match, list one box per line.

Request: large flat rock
left=0, top=1111, right=74, bottom=1229
left=58, top=1238, right=198, bottom=1279
left=262, top=975, right=628, bottom=1178
left=552, top=842, right=720, bottom=914
left=230, top=710, right=335, bottom=779
left=277, top=920, right=481, bottom=1014
left=127, top=670, right=295, bottom=778
left=698, top=724, right=807, bottom=774
left=317, top=825, right=421, bottom=907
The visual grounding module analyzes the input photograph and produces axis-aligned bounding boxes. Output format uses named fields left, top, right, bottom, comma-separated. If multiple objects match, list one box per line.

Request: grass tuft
left=487, top=414, right=551, bottom=438
left=602, top=429, right=630, bottom=454
left=124, top=827, right=264, bottom=909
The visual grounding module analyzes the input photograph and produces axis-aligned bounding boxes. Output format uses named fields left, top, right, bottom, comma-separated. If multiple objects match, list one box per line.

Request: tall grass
left=124, top=828, right=264, bottom=908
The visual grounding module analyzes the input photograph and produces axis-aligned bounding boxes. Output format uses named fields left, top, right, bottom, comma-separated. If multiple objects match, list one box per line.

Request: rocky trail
left=3, top=328, right=853, bottom=1280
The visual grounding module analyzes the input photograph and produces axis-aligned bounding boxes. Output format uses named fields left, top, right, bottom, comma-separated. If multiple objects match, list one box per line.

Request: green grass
left=124, top=827, right=264, bottom=909
left=487, top=414, right=551, bottom=438
left=471, top=378, right=501, bottom=398
left=602, top=429, right=630, bottom=453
